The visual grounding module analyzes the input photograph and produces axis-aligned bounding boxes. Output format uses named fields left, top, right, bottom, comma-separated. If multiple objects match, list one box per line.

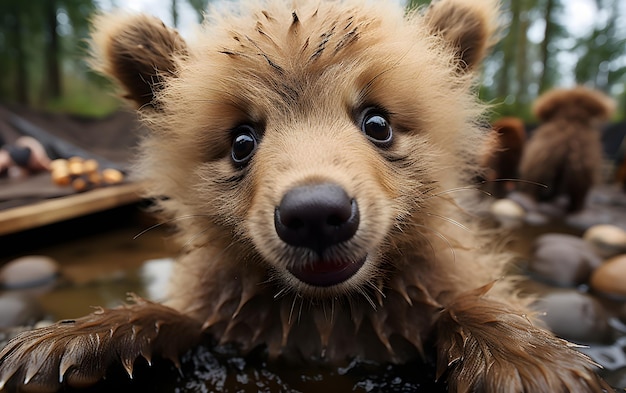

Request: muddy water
left=1, top=203, right=624, bottom=392
left=1, top=206, right=178, bottom=320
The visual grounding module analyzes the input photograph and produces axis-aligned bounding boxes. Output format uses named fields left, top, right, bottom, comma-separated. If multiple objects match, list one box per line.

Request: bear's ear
left=423, top=0, right=500, bottom=73
left=533, top=87, right=616, bottom=122
left=90, top=13, right=188, bottom=110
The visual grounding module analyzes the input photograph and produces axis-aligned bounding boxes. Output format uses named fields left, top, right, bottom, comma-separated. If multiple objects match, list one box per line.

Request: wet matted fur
left=518, top=86, right=615, bottom=212
left=0, top=1, right=612, bottom=392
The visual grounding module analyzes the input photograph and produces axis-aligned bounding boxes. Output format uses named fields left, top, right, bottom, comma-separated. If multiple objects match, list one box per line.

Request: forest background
left=0, top=0, right=625, bottom=122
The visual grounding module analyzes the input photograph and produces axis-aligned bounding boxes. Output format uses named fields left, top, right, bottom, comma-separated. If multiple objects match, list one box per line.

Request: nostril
left=327, top=213, right=344, bottom=227
left=274, top=183, right=359, bottom=253
left=285, top=217, right=304, bottom=230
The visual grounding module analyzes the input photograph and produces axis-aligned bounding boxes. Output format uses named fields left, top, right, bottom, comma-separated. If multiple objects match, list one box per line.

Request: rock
left=533, top=290, right=611, bottom=344
left=534, top=233, right=590, bottom=248
left=490, top=198, right=525, bottom=226
left=507, top=191, right=537, bottom=212
left=583, top=224, right=626, bottom=259
left=0, top=255, right=60, bottom=290
left=528, top=234, right=602, bottom=287
left=565, top=208, right=614, bottom=232
left=537, top=199, right=568, bottom=218
left=590, top=254, right=626, bottom=299
left=525, top=210, right=549, bottom=226
left=603, top=366, right=626, bottom=391
left=0, top=292, right=44, bottom=328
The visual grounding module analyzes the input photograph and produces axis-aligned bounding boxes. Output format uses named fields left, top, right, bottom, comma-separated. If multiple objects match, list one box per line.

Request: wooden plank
left=0, top=182, right=145, bottom=235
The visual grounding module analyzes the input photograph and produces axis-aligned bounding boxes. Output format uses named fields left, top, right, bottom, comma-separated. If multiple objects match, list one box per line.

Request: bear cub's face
left=91, top=0, right=497, bottom=299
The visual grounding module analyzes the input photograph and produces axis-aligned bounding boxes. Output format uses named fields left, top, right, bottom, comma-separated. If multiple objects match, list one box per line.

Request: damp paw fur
left=0, top=297, right=202, bottom=392
left=436, top=286, right=611, bottom=393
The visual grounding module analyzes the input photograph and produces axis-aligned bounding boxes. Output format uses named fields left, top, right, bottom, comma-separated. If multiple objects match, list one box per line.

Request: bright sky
left=96, top=0, right=622, bottom=94
left=98, top=0, right=601, bottom=39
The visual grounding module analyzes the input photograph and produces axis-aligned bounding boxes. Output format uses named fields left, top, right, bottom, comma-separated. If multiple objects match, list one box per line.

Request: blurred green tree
left=0, top=0, right=97, bottom=109
left=0, top=0, right=624, bottom=119
left=408, top=0, right=625, bottom=121
left=574, top=0, right=626, bottom=98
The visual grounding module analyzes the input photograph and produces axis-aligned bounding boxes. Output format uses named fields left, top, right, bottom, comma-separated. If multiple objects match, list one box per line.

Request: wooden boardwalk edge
left=0, top=182, right=145, bottom=236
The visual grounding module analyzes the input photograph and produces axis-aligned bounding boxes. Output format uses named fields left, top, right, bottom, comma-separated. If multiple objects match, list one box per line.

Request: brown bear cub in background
left=0, top=0, right=611, bottom=392
left=480, top=116, right=527, bottom=197
left=518, top=86, right=615, bottom=212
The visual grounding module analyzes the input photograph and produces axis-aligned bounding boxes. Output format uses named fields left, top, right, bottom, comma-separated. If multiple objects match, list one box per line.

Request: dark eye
left=361, top=110, right=392, bottom=146
left=231, top=125, right=258, bottom=166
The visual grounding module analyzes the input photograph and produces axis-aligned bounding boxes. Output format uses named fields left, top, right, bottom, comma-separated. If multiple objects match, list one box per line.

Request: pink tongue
left=288, top=258, right=365, bottom=287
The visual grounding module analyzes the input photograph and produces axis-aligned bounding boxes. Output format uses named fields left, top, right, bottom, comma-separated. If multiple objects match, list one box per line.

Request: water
left=1, top=201, right=624, bottom=392
left=0, top=205, right=446, bottom=392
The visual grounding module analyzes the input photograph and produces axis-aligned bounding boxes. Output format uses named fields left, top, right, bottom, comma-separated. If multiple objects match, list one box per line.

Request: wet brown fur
left=0, top=1, right=611, bottom=392
left=480, top=116, right=526, bottom=197
left=518, top=86, right=615, bottom=212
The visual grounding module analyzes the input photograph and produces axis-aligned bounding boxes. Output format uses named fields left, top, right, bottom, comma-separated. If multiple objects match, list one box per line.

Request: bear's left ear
left=90, top=13, right=188, bottom=110
left=423, top=0, right=500, bottom=73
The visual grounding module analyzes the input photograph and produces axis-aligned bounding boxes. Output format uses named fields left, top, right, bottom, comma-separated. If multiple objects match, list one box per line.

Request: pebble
left=0, top=255, right=60, bottom=290
left=565, top=208, right=614, bottom=232
left=528, top=234, right=602, bottom=287
left=507, top=191, right=536, bottom=212
left=533, top=290, right=611, bottom=344
left=524, top=211, right=549, bottom=226
left=0, top=292, right=44, bottom=328
left=536, top=199, right=568, bottom=218
left=489, top=198, right=525, bottom=226
left=590, top=254, right=626, bottom=299
left=583, top=224, right=626, bottom=259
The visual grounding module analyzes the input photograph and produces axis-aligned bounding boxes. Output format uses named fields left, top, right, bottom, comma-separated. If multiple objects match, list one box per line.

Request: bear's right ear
left=90, top=13, right=187, bottom=110
left=423, top=0, right=500, bottom=73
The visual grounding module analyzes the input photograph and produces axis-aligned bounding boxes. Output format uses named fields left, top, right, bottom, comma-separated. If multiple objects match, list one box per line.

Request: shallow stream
left=1, top=194, right=626, bottom=392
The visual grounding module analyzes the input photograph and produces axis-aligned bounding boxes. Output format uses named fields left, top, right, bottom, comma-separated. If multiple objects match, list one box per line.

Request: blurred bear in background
left=480, top=116, right=526, bottom=197
left=518, top=86, right=615, bottom=212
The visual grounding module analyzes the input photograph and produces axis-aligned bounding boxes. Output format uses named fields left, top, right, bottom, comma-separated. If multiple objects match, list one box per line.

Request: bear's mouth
left=287, top=255, right=366, bottom=287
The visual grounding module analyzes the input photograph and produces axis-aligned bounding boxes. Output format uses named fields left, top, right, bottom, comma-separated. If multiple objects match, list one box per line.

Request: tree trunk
left=44, top=0, right=62, bottom=101
left=538, top=0, right=555, bottom=93
left=13, top=7, right=29, bottom=105
left=171, top=0, right=179, bottom=28
left=515, top=1, right=530, bottom=112
left=497, top=0, right=520, bottom=100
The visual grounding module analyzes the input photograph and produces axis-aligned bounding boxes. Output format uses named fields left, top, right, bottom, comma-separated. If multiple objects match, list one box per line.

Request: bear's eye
left=231, top=125, right=258, bottom=166
left=361, top=109, right=393, bottom=146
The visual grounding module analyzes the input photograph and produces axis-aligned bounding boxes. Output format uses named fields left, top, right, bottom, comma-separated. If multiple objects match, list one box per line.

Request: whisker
left=182, top=226, right=213, bottom=249
left=133, top=214, right=210, bottom=239
left=357, top=286, right=377, bottom=311
left=288, top=294, right=298, bottom=324
left=482, top=178, right=548, bottom=189
left=426, top=213, right=471, bottom=232
left=366, top=279, right=385, bottom=299
left=297, top=296, right=304, bottom=324
left=322, top=301, right=328, bottom=321
left=425, top=179, right=547, bottom=201
left=410, top=222, right=456, bottom=264
left=390, top=218, right=438, bottom=262
left=274, top=286, right=289, bottom=299
left=426, top=185, right=492, bottom=199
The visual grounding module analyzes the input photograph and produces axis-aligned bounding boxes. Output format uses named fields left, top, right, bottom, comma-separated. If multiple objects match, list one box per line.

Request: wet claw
left=0, top=297, right=202, bottom=392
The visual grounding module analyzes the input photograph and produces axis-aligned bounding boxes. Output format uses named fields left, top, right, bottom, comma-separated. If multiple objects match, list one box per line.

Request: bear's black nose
left=274, top=183, right=359, bottom=255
